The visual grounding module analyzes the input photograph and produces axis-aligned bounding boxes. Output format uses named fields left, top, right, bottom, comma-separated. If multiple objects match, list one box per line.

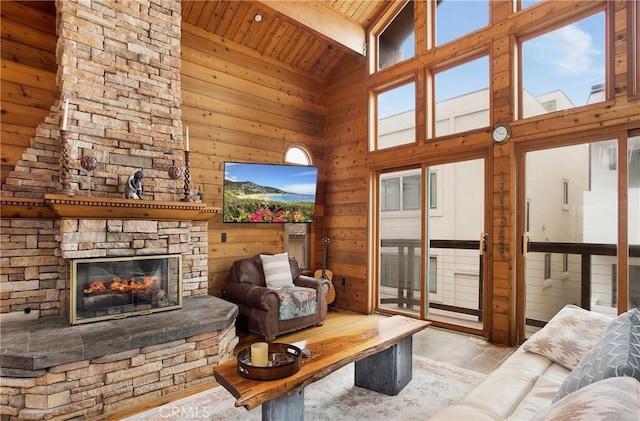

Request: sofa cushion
left=522, top=304, right=612, bottom=370
left=553, top=308, right=640, bottom=402
left=277, top=287, right=318, bottom=320
left=533, top=376, right=640, bottom=421
left=260, top=253, right=295, bottom=289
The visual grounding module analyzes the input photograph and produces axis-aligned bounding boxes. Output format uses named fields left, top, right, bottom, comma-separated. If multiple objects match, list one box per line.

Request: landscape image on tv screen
left=223, top=162, right=318, bottom=223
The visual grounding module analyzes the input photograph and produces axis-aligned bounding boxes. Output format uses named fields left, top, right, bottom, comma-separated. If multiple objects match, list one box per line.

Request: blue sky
left=224, top=162, right=318, bottom=195
left=379, top=1, right=605, bottom=118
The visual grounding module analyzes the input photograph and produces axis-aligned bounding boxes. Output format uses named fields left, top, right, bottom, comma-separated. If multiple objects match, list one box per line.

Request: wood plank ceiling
left=182, top=1, right=390, bottom=78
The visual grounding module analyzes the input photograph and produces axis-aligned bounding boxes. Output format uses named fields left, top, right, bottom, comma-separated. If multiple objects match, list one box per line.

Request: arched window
left=285, top=145, right=312, bottom=165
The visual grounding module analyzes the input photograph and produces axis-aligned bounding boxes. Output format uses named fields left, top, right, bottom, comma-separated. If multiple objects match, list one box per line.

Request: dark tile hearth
left=0, top=295, right=238, bottom=375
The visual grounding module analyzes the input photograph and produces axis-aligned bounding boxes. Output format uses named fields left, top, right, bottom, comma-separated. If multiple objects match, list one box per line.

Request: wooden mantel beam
left=257, top=0, right=366, bottom=56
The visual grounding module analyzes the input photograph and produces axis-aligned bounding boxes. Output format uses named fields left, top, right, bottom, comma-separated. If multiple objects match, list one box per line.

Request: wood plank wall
left=3, top=0, right=638, bottom=346
left=180, top=22, right=326, bottom=296
left=324, top=0, right=640, bottom=345
left=323, top=55, right=371, bottom=314
left=0, top=1, right=57, bottom=184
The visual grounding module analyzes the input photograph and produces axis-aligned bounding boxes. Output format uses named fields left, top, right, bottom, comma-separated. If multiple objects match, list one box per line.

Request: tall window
left=434, top=56, right=490, bottom=137
left=520, top=11, right=606, bottom=118
left=374, top=81, right=416, bottom=150
left=284, top=146, right=312, bottom=269
left=378, top=0, right=415, bottom=70
left=435, top=0, right=489, bottom=47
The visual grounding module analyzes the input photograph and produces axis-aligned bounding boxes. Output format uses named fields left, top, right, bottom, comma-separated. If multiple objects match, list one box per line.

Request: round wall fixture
left=492, top=124, right=511, bottom=144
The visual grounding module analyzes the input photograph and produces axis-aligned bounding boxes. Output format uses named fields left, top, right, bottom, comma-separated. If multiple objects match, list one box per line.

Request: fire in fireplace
left=70, top=254, right=182, bottom=324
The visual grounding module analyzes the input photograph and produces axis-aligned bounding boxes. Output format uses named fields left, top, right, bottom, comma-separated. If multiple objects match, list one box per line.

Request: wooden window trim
left=629, top=0, right=640, bottom=98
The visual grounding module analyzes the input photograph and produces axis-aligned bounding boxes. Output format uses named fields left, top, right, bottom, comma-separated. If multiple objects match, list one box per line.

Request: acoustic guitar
left=315, top=237, right=336, bottom=305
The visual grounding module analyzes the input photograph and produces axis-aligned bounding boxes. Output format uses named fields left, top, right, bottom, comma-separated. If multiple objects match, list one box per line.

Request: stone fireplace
left=71, top=254, right=182, bottom=324
left=0, top=196, right=235, bottom=419
left=0, top=1, right=240, bottom=419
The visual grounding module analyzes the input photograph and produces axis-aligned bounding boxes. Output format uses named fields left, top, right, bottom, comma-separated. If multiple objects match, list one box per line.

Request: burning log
left=81, top=276, right=161, bottom=310
left=83, top=276, right=156, bottom=294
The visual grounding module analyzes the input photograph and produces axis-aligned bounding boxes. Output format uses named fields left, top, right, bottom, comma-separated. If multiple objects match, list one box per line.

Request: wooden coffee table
left=213, top=315, right=430, bottom=420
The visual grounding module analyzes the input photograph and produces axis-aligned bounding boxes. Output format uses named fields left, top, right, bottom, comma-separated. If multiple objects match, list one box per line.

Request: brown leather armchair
left=223, top=254, right=330, bottom=342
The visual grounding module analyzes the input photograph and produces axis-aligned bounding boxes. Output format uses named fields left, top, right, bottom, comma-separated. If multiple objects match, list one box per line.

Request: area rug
left=123, top=356, right=485, bottom=421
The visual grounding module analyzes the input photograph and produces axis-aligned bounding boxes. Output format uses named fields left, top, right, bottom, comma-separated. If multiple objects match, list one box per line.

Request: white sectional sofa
left=429, top=305, right=640, bottom=420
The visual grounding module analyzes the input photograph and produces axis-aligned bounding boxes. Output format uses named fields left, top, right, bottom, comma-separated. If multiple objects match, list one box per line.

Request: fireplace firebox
left=70, top=254, right=182, bottom=324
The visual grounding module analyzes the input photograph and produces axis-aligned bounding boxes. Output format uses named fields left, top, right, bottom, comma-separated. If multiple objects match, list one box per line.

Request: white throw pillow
left=260, top=253, right=294, bottom=289
left=522, top=304, right=612, bottom=370
left=532, top=376, right=640, bottom=421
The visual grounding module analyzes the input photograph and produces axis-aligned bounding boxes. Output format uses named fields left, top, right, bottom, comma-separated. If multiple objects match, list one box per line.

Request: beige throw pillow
left=522, top=304, right=612, bottom=370
left=552, top=308, right=640, bottom=402
left=260, top=252, right=294, bottom=289
left=532, top=376, right=640, bottom=421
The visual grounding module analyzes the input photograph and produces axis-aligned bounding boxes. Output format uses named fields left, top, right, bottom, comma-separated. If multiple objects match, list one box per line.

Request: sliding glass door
left=378, top=168, right=424, bottom=316
left=519, top=132, right=640, bottom=341
left=376, top=157, right=487, bottom=331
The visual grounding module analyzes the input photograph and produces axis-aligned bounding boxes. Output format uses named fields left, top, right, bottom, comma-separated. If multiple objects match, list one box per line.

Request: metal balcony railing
left=379, top=239, right=640, bottom=325
left=379, top=239, right=482, bottom=319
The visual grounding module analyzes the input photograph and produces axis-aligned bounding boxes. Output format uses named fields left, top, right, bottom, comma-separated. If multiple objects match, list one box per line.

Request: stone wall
left=0, top=219, right=61, bottom=317
left=0, top=0, right=196, bottom=321
left=1, top=308, right=238, bottom=420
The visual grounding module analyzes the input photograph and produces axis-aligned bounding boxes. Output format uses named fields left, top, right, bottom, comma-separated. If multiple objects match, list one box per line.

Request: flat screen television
left=223, top=162, right=318, bottom=223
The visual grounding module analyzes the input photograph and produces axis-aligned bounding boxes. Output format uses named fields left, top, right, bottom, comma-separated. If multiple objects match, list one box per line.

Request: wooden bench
left=213, top=315, right=430, bottom=420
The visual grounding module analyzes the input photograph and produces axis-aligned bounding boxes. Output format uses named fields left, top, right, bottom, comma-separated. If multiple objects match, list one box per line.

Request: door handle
left=479, top=232, right=488, bottom=254
left=522, top=232, right=530, bottom=257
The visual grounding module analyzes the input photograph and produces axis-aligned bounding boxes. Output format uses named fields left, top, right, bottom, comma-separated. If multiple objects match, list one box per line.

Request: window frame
left=516, top=4, right=611, bottom=121
left=376, top=0, right=416, bottom=72
left=368, top=0, right=413, bottom=75
left=370, top=76, right=418, bottom=151
left=431, top=52, right=491, bottom=139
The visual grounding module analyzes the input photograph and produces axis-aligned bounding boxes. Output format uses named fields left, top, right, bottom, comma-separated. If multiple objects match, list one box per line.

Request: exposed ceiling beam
left=256, top=0, right=366, bottom=56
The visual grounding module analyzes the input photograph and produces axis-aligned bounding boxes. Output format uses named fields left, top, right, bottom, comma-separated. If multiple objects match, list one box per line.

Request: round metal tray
left=237, top=343, right=302, bottom=380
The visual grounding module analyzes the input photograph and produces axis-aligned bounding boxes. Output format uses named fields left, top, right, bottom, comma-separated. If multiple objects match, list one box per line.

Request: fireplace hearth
left=71, top=254, right=182, bottom=324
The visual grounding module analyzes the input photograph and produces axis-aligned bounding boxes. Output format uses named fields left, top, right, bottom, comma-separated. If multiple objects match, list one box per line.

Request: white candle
left=61, top=99, right=69, bottom=131
left=250, top=342, right=268, bottom=367
left=185, top=126, right=190, bottom=151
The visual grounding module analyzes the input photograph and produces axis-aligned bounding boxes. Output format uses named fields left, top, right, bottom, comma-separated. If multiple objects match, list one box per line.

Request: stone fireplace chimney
left=0, top=3, right=238, bottom=418
left=2, top=0, right=184, bottom=199
left=1, top=0, right=211, bottom=322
